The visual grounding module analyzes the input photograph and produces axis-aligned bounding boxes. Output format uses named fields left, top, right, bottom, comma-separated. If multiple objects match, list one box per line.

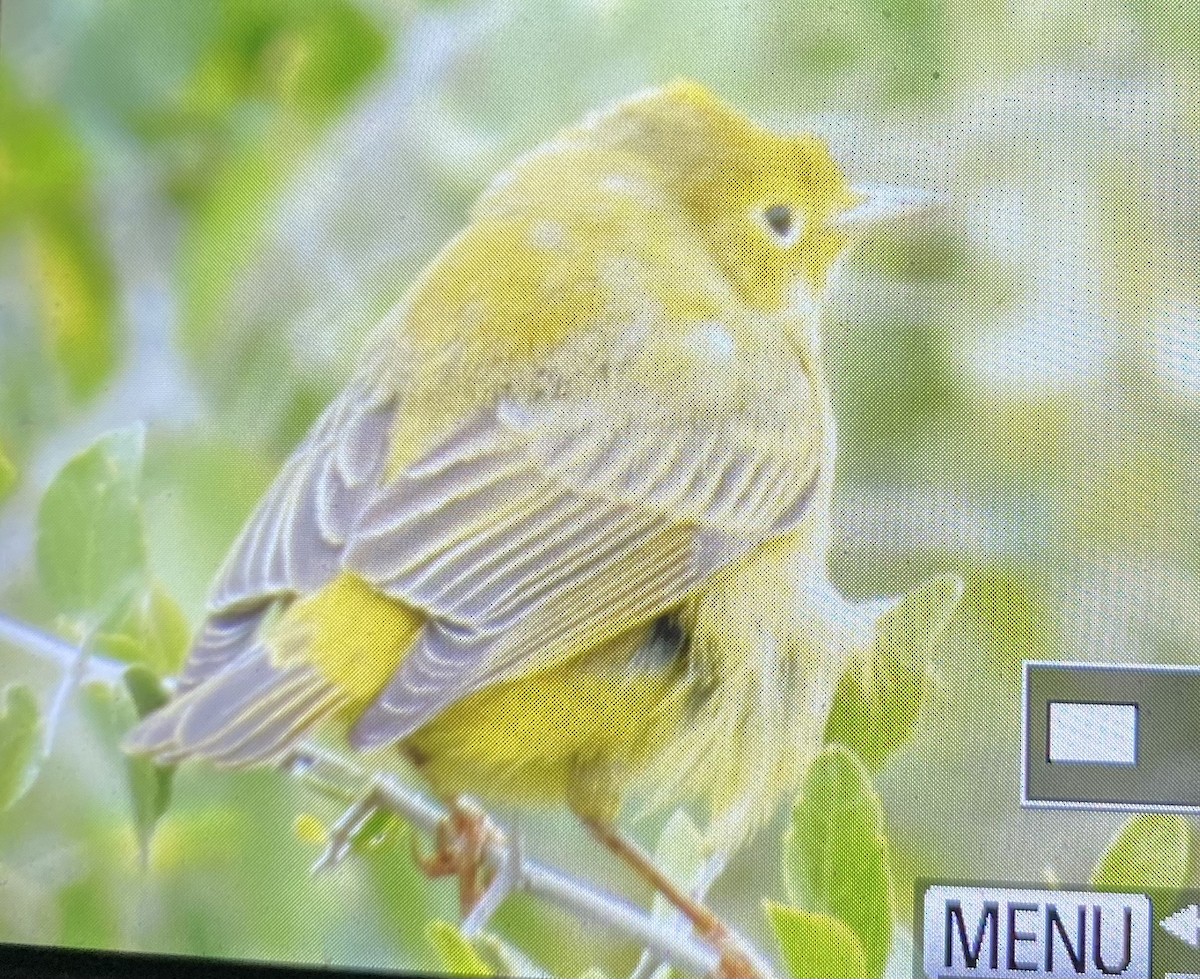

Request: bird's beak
left=830, top=184, right=938, bottom=231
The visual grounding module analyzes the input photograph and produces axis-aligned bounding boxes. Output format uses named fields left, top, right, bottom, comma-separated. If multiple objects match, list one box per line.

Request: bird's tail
left=122, top=645, right=348, bottom=768
left=124, top=574, right=423, bottom=767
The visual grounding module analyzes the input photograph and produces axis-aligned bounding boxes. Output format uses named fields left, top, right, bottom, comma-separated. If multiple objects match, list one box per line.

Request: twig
left=0, top=613, right=124, bottom=685
left=285, top=746, right=730, bottom=976
left=40, top=625, right=97, bottom=759
left=0, top=611, right=773, bottom=978
left=630, top=850, right=734, bottom=979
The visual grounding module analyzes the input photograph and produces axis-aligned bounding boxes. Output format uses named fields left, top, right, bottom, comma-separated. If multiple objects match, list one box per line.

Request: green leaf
left=123, top=667, right=176, bottom=857
left=123, top=665, right=173, bottom=718
left=0, top=69, right=120, bottom=400
left=24, top=215, right=120, bottom=401
left=0, top=67, right=89, bottom=226
left=36, top=425, right=148, bottom=618
left=425, top=921, right=495, bottom=976
left=265, top=2, right=390, bottom=120
left=1091, top=814, right=1196, bottom=892
left=82, top=675, right=176, bottom=864
left=173, top=0, right=388, bottom=126
left=126, top=742, right=175, bottom=865
left=0, top=685, right=43, bottom=812
left=0, top=443, right=16, bottom=501
left=784, top=746, right=893, bottom=977
left=472, top=934, right=553, bottom=979
left=766, top=902, right=870, bottom=979
left=94, top=585, right=191, bottom=676
left=651, top=809, right=707, bottom=920
left=823, top=574, right=962, bottom=771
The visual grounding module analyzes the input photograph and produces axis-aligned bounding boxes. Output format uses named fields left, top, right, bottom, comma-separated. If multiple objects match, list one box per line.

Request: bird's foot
left=462, top=829, right=522, bottom=936
left=412, top=798, right=501, bottom=917
left=701, top=923, right=760, bottom=979
left=312, top=785, right=386, bottom=873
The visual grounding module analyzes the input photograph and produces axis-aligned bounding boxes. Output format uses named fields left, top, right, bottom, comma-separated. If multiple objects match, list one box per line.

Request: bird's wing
left=209, top=381, right=398, bottom=608
left=345, top=390, right=824, bottom=748
left=182, top=351, right=824, bottom=747
left=175, top=376, right=397, bottom=691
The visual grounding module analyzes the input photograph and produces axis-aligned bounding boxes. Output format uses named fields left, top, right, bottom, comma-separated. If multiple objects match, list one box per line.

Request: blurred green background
left=2, top=0, right=1200, bottom=975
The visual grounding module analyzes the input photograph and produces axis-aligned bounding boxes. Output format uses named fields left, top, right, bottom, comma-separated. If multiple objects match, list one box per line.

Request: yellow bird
left=126, top=79, right=923, bottom=969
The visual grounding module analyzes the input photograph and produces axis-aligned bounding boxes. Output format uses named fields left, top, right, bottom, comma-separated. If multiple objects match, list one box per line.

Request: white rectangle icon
left=1048, top=701, right=1138, bottom=766
left=922, top=885, right=1151, bottom=978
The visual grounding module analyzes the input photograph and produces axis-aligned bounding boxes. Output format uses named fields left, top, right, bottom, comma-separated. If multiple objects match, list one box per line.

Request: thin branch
left=629, top=850, right=734, bottom=979
left=290, top=745, right=731, bottom=975
left=0, top=611, right=774, bottom=978
left=0, top=613, right=124, bottom=685
left=40, top=625, right=97, bottom=759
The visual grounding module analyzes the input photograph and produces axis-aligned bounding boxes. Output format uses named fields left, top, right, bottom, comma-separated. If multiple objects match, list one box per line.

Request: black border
left=0, top=943, right=453, bottom=979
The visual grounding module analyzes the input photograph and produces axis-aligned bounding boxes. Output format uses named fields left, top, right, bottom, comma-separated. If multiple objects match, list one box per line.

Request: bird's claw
left=312, top=786, right=385, bottom=873
left=411, top=798, right=500, bottom=916
left=462, top=829, right=522, bottom=936
left=701, top=923, right=767, bottom=979
left=318, top=789, right=516, bottom=929
left=411, top=818, right=457, bottom=877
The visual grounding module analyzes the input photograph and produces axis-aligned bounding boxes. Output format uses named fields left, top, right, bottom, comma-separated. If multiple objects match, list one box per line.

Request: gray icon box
left=1024, top=662, right=1200, bottom=811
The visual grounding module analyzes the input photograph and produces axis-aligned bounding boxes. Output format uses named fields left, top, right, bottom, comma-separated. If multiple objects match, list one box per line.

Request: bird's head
left=584, top=79, right=929, bottom=310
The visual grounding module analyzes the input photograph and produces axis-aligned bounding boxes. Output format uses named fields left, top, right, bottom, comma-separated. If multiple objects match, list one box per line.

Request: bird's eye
left=761, top=205, right=801, bottom=246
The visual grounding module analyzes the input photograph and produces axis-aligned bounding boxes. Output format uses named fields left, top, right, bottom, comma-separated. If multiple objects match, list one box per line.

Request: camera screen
left=1, top=3, right=1198, bottom=978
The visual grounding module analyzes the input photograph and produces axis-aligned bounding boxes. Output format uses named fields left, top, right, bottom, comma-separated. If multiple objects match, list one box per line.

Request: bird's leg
left=629, top=848, right=736, bottom=979
left=412, top=797, right=500, bottom=917
left=312, top=784, right=386, bottom=873
left=578, top=813, right=762, bottom=979
left=462, top=830, right=523, bottom=936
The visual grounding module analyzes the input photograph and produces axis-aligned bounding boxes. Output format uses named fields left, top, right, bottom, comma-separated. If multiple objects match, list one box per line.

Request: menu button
left=922, top=885, right=1151, bottom=978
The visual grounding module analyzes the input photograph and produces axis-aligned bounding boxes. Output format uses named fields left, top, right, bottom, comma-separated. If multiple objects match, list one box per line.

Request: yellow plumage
left=125, top=79, right=905, bottom=854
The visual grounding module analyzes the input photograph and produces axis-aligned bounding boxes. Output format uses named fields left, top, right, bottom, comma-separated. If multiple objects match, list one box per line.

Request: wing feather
left=346, top=391, right=821, bottom=747
left=174, top=383, right=395, bottom=689
left=413, top=492, right=589, bottom=607
left=209, top=384, right=395, bottom=610
left=175, top=609, right=266, bottom=694
left=177, top=331, right=823, bottom=752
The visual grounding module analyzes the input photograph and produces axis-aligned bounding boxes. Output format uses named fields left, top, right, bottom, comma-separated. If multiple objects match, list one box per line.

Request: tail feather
left=124, top=573, right=422, bottom=768
left=191, top=668, right=331, bottom=757
left=121, top=695, right=191, bottom=756
left=123, top=647, right=343, bottom=768
left=175, top=655, right=312, bottom=750
left=208, top=688, right=345, bottom=768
